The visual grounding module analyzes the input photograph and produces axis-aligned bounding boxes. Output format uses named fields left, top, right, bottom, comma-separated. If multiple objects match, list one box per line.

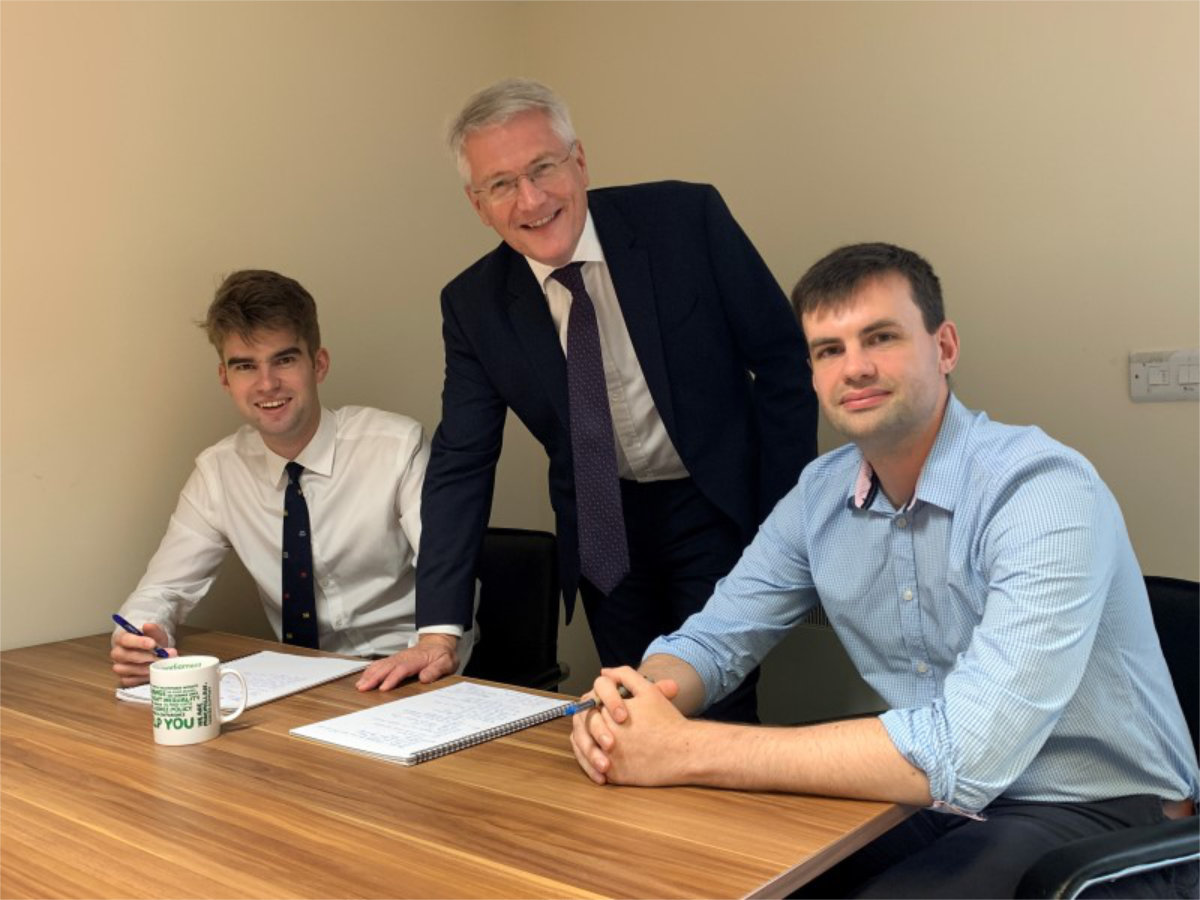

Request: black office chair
left=1017, top=576, right=1199, bottom=899
left=462, top=527, right=570, bottom=691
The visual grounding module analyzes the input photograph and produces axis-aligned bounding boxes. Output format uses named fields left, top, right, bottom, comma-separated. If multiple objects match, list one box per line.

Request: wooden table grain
left=1, top=630, right=911, bottom=899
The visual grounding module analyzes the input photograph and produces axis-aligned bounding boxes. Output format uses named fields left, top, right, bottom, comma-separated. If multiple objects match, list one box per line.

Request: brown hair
left=202, top=269, right=320, bottom=359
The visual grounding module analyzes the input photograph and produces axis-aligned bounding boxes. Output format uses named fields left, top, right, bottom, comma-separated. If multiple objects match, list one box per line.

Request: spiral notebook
left=289, top=681, right=574, bottom=765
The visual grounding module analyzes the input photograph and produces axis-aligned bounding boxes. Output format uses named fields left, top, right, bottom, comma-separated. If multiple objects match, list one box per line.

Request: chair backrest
left=461, top=527, right=569, bottom=691
left=1144, top=575, right=1199, bottom=755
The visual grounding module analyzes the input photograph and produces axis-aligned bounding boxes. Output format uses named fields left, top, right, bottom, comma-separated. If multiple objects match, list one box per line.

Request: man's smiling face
left=219, top=327, right=328, bottom=459
left=462, top=109, right=590, bottom=268
left=802, top=272, right=958, bottom=451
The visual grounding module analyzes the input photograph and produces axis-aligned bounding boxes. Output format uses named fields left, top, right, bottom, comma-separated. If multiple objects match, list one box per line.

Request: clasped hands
left=570, top=666, right=692, bottom=786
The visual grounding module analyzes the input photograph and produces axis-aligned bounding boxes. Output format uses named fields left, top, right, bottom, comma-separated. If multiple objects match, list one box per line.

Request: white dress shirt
left=119, top=406, right=472, bottom=661
left=525, top=213, right=688, bottom=481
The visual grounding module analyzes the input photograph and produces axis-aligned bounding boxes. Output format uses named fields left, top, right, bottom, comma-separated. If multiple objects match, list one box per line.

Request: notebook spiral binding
left=410, top=701, right=573, bottom=764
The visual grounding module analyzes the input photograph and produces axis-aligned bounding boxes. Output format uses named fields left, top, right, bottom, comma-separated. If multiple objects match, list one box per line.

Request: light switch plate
left=1129, top=349, right=1199, bottom=402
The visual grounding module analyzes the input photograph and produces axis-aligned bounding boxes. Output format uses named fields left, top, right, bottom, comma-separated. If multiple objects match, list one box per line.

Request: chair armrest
left=1017, top=815, right=1199, bottom=899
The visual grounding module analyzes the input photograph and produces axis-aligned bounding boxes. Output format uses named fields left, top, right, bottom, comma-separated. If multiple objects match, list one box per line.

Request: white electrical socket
left=1129, top=348, right=1199, bottom=402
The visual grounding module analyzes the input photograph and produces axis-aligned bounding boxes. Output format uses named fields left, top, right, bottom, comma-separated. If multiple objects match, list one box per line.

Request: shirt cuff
left=417, top=624, right=464, bottom=639
left=881, top=705, right=987, bottom=817
left=881, top=707, right=952, bottom=797
left=644, top=632, right=726, bottom=709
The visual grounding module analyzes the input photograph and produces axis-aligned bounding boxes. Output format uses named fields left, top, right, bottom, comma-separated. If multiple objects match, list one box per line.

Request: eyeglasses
left=471, top=143, right=577, bottom=204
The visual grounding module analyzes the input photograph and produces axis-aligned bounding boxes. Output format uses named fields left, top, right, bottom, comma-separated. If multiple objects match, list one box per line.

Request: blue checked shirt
left=649, top=395, right=1199, bottom=815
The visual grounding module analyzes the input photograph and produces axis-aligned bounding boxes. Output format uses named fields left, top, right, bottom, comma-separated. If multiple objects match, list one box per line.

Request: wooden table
left=1, top=630, right=910, bottom=899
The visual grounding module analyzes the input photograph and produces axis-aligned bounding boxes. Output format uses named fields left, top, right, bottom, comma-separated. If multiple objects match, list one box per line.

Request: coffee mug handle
left=218, top=667, right=248, bottom=724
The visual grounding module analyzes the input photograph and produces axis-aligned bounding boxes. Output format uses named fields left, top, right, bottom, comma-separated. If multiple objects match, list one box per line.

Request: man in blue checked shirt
left=569, top=243, right=1199, bottom=898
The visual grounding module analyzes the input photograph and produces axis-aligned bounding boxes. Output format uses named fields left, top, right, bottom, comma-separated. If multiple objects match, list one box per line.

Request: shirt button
left=896, top=516, right=908, bottom=529
left=902, top=589, right=914, bottom=602
left=916, top=662, right=929, bottom=674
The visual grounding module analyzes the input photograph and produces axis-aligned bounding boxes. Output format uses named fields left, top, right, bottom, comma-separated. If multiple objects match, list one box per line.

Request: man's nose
left=513, top=173, right=547, bottom=208
left=255, top=364, right=280, bottom=389
left=842, top=344, right=877, bottom=381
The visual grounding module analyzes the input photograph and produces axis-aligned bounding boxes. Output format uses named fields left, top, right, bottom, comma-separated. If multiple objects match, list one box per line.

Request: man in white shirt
left=111, top=269, right=468, bottom=687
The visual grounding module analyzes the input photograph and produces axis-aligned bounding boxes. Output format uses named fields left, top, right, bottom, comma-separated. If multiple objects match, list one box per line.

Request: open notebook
left=116, top=650, right=368, bottom=710
left=290, top=681, right=575, bottom=766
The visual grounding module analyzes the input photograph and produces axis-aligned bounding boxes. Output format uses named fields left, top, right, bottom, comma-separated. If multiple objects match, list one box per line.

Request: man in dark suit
left=359, top=78, right=817, bottom=720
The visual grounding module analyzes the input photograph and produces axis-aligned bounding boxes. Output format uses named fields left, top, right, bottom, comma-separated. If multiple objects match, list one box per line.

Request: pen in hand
left=111, top=614, right=170, bottom=659
left=562, top=684, right=636, bottom=717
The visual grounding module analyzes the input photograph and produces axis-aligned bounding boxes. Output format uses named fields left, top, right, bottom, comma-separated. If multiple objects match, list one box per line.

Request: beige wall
left=3, top=4, right=1196, bottom=704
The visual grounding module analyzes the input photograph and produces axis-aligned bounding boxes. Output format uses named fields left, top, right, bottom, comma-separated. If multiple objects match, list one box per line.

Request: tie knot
left=285, top=461, right=304, bottom=485
left=550, top=262, right=586, bottom=297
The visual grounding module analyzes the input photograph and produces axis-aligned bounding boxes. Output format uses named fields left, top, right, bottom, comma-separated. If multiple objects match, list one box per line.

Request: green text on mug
left=148, top=655, right=246, bottom=746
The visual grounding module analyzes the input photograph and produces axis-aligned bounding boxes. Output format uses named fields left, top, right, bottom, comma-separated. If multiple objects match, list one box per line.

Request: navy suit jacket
left=417, top=181, right=818, bottom=628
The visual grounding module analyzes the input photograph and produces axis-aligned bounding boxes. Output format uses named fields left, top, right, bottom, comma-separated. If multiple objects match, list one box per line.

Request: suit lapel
left=503, top=252, right=570, bottom=429
left=589, top=192, right=677, bottom=436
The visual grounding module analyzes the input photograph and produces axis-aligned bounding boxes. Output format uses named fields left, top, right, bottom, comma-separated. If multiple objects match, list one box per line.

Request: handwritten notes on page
left=290, top=681, right=571, bottom=765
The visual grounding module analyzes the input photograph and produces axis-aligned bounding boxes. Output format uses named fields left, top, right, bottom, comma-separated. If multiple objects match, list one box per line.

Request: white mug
left=149, top=655, right=247, bottom=745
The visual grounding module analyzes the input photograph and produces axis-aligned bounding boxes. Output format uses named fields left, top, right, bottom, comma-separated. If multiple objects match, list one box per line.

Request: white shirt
left=525, top=213, right=688, bottom=481
left=119, top=406, right=472, bottom=661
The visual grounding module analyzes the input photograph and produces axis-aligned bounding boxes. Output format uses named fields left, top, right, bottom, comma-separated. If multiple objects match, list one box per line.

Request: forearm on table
left=677, top=715, right=932, bottom=806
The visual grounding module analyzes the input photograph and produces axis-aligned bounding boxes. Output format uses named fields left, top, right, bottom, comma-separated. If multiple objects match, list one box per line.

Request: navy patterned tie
left=551, top=262, right=630, bottom=595
left=282, top=461, right=319, bottom=648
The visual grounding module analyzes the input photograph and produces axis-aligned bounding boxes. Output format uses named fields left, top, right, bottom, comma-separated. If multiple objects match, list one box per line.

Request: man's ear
left=936, top=321, right=960, bottom=376
left=573, top=140, right=590, bottom=189
left=313, top=347, right=330, bottom=383
left=218, top=363, right=231, bottom=392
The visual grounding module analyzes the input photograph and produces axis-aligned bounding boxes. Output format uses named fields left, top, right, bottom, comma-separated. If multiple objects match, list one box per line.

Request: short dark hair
left=202, top=270, right=320, bottom=359
left=791, top=243, right=944, bottom=333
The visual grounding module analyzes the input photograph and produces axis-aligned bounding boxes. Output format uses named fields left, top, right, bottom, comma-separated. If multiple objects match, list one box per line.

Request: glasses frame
left=470, top=142, right=578, bottom=205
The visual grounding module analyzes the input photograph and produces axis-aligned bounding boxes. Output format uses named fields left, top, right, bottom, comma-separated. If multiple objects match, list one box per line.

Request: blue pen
left=111, top=614, right=169, bottom=658
left=562, top=684, right=634, bottom=717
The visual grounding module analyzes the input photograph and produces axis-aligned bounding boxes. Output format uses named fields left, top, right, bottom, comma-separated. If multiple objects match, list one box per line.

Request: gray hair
left=448, top=77, right=576, bottom=183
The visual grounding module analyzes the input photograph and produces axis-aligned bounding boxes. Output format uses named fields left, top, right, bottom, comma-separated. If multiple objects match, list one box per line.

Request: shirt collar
left=525, top=211, right=606, bottom=293
left=848, top=393, right=972, bottom=514
left=851, top=463, right=884, bottom=510
left=259, top=407, right=337, bottom=487
left=912, top=393, right=973, bottom=513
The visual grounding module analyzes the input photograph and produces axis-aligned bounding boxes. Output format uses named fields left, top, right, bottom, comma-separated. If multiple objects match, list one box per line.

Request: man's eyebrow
left=806, top=318, right=905, bottom=352
left=481, top=151, right=559, bottom=182
left=225, top=346, right=302, bottom=366
left=859, top=318, right=903, bottom=336
left=806, top=335, right=842, bottom=352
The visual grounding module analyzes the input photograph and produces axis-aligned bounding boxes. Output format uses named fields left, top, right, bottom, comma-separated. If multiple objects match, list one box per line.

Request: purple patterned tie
left=552, top=262, right=630, bottom=595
